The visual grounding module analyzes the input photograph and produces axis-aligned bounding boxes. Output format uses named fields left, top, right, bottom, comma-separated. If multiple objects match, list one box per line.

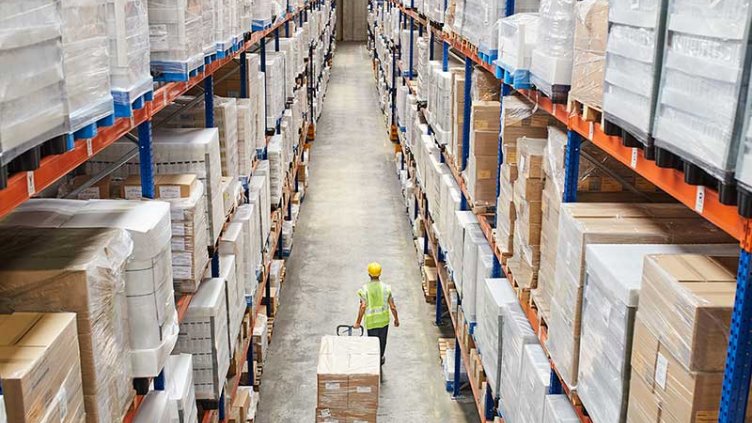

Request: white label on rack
left=655, top=352, right=668, bottom=389
left=695, top=186, right=705, bottom=213
left=86, top=139, right=93, bottom=157
left=589, top=121, right=595, bottom=139
left=630, top=148, right=638, bottom=169
left=325, top=383, right=341, bottom=391
left=26, top=172, right=35, bottom=195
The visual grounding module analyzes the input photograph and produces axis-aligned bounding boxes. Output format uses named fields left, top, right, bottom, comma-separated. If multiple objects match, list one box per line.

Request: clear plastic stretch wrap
left=264, top=52, right=287, bottom=128
left=498, top=13, right=539, bottom=77
left=213, top=254, right=245, bottom=359
left=653, top=0, right=752, bottom=182
left=628, top=254, right=750, bottom=422
left=106, top=0, right=153, bottom=106
left=215, top=0, right=237, bottom=51
left=132, top=391, right=173, bottom=422
left=530, top=0, right=576, bottom=93
left=4, top=200, right=180, bottom=379
left=238, top=0, right=252, bottom=33
left=252, top=0, right=273, bottom=29
left=214, top=97, right=239, bottom=177
left=253, top=312, right=269, bottom=363
left=0, top=227, right=134, bottom=423
left=475, top=278, right=518, bottom=397
left=517, top=344, right=551, bottom=423
left=498, top=301, right=538, bottom=421
left=451, top=211, right=480, bottom=289
left=569, top=0, right=608, bottom=109
left=602, top=0, right=668, bottom=143
left=61, top=0, right=113, bottom=132
left=542, top=395, right=579, bottom=422
left=176, top=277, right=230, bottom=401
left=164, top=354, right=199, bottom=423
left=236, top=98, right=255, bottom=177
left=254, top=70, right=267, bottom=150
left=249, top=165, right=272, bottom=249
left=546, top=202, right=733, bottom=386
left=232, top=204, right=261, bottom=298
left=277, top=38, right=297, bottom=98
left=0, top=0, right=67, bottom=165
left=167, top=180, right=210, bottom=294
left=148, top=0, right=205, bottom=76
left=579, top=244, right=737, bottom=423
left=316, top=336, right=380, bottom=422
left=201, top=0, right=216, bottom=54
left=439, top=174, right=461, bottom=255
left=267, top=135, right=284, bottom=206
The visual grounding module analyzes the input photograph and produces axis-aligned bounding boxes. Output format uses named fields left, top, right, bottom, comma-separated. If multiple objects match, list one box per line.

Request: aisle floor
left=257, top=42, right=478, bottom=422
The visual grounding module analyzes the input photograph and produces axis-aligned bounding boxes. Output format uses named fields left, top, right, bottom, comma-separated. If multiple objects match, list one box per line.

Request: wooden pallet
left=422, top=277, right=437, bottom=304
left=266, top=316, right=275, bottom=343
left=504, top=264, right=531, bottom=304
left=567, top=96, right=602, bottom=123
left=438, top=338, right=454, bottom=362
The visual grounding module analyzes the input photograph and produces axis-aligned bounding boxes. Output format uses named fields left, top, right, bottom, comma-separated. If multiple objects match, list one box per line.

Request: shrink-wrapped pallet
left=164, top=354, right=199, bottom=423
left=579, top=244, right=737, bottom=423
left=265, top=52, right=287, bottom=128
left=133, top=391, right=175, bottom=422
left=475, top=278, right=518, bottom=397
left=267, top=135, right=284, bottom=205
left=517, top=344, right=551, bottom=423
left=0, top=0, right=67, bottom=166
left=460, top=227, right=488, bottom=322
left=497, top=13, right=539, bottom=86
left=236, top=99, right=256, bottom=177
left=176, top=277, right=231, bottom=401
left=569, top=0, right=608, bottom=109
left=148, top=0, right=205, bottom=78
left=232, top=204, right=262, bottom=297
left=530, top=0, right=576, bottom=100
left=543, top=395, right=579, bottom=423
left=252, top=0, right=273, bottom=29
left=498, top=302, right=538, bottom=421
left=106, top=0, right=153, bottom=111
left=215, top=0, right=237, bottom=53
left=439, top=174, right=462, bottom=252
left=250, top=165, right=272, bottom=247
left=465, top=100, right=501, bottom=207
left=450, top=211, right=480, bottom=289
left=0, top=227, right=134, bottom=422
left=209, top=254, right=246, bottom=358
left=547, top=203, right=734, bottom=387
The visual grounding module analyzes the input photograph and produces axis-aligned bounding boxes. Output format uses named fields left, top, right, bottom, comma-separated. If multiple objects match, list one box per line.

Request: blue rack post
left=453, top=336, right=462, bottom=397
left=461, top=58, right=472, bottom=173
left=275, top=28, right=280, bottom=51
left=154, top=371, right=165, bottom=391
left=261, top=39, right=268, bottom=127
left=240, top=52, right=248, bottom=98
left=204, top=76, right=215, bottom=128
left=442, top=41, right=449, bottom=72
left=720, top=248, right=752, bottom=422
left=218, top=390, right=225, bottom=420
left=409, top=17, right=414, bottom=79
left=562, top=131, right=582, bottom=203
left=435, top=269, right=443, bottom=326
left=429, top=31, right=435, bottom=60
left=137, top=121, right=155, bottom=199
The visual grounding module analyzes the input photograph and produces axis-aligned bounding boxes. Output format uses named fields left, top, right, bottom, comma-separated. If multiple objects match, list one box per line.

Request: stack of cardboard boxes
left=316, top=336, right=380, bottom=422
left=465, top=100, right=501, bottom=208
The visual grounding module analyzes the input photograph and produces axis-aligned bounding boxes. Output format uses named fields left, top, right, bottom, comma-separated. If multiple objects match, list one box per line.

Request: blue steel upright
left=442, top=41, right=449, bottom=72
left=137, top=120, right=155, bottom=199
left=562, top=131, right=582, bottom=203
left=435, top=269, right=443, bottom=326
left=204, top=76, right=215, bottom=128
left=154, top=371, right=165, bottom=390
left=409, top=17, right=414, bottom=79
left=720, top=248, right=752, bottom=422
left=240, top=52, right=248, bottom=98
left=461, top=58, right=473, bottom=172
left=453, top=335, right=462, bottom=397
left=429, top=32, right=435, bottom=60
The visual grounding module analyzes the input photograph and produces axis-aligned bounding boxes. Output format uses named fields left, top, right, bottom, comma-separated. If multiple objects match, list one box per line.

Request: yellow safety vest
left=358, top=280, right=391, bottom=329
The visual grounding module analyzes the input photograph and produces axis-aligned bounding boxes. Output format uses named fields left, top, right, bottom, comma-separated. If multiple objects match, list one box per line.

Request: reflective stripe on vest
left=360, top=281, right=390, bottom=329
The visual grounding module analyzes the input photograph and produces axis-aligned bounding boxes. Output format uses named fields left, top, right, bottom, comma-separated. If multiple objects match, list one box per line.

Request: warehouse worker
left=353, top=262, right=399, bottom=365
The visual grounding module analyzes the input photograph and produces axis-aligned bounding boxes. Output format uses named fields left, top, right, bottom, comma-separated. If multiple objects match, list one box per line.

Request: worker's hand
left=394, top=318, right=400, bottom=327
left=353, top=322, right=361, bottom=329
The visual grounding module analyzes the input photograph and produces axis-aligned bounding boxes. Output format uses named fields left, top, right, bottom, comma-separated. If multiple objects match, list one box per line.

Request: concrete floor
left=257, top=42, right=478, bottom=422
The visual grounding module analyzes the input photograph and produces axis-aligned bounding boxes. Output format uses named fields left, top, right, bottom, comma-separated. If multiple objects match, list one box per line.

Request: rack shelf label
left=695, top=186, right=705, bottom=213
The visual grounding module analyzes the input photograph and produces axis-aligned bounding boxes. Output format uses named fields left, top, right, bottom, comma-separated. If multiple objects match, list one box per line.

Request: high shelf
left=372, top=0, right=752, bottom=422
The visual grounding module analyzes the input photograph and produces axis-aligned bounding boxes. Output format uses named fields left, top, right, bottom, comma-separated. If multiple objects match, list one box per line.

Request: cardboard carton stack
left=568, top=0, right=608, bottom=110
left=0, top=312, right=85, bottom=423
left=465, top=100, right=501, bottom=207
left=163, top=354, right=198, bottom=423
left=546, top=203, right=734, bottom=387
left=316, top=336, right=380, bottom=422
left=0, top=227, right=134, bottom=422
left=507, top=137, right=546, bottom=289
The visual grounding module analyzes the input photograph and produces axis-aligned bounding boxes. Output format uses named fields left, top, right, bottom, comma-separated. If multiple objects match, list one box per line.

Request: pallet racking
left=371, top=1, right=752, bottom=421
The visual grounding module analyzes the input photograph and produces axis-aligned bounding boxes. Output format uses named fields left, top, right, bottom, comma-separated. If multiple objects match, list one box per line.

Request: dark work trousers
left=367, top=325, right=389, bottom=362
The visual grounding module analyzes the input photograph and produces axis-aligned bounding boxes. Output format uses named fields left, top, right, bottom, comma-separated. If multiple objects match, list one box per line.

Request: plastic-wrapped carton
left=148, top=0, right=204, bottom=78
left=569, top=0, right=608, bottom=109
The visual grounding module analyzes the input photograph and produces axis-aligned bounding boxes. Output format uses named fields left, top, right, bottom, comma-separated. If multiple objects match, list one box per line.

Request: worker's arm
left=389, top=296, right=400, bottom=327
left=353, top=300, right=366, bottom=329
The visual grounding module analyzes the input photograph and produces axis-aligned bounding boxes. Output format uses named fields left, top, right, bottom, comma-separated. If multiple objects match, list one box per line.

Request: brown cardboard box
left=0, top=313, right=84, bottom=423
left=423, top=265, right=438, bottom=296
left=570, top=0, right=609, bottom=109
left=0, top=227, right=133, bottom=423
left=472, top=130, right=500, bottom=156
left=229, top=386, right=253, bottom=423
left=638, top=254, right=737, bottom=372
left=516, top=137, right=546, bottom=180
left=63, top=174, right=111, bottom=200
left=122, top=173, right=199, bottom=200
left=471, top=101, right=502, bottom=131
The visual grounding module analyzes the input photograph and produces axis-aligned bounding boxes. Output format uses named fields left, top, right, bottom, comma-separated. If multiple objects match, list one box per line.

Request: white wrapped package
left=236, top=98, right=255, bottom=177
left=211, top=97, right=240, bottom=177
left=451, top=211, right=480, bottom=289
left=543, top=395, right=579, bottom=423
left=133, top=391, right=175, bottom=423
left=210, top=255, right=246, bottom=357
left=264, top=51, right=287, bottom=127
left=148, top=0, right=205, bottom=78
left=220, top=223, right=248, bottom=300
left=215, top=0, right=237, bottom=52
left=233, top=204, right=262, bottom=297
left=518, top=344, right=551, bottom=423
left=252, top=0, right=273, bottom=29
left=2, top=199, right=179, bottom=379
left=201, top=0, right=215, bottom=55
left=530, top=0, right=576, bottom=97
left=474, top=244, right=495, bottom=321
left=498, top=13, right=539, bottom=80
left=475, top=278, right=518, bottom=397
left=106, top=0, right=153, bottom=109
left=578, top=243, right=738, bottom=423
left=278, top=38, right=297, bottom=98
left=250, top=163, right=272, bottom=245
left=267, top=135, right=284, bottom=205
left=439, top=174, right=461, bottom=251
left=254, top=70, right=267, bottom=150
left=0, top=0, right=67, bottom=165
left=461, top=227, right=487, bottom=322
left=498, top=302, right=538, bottom=422
left=164, top=354, right=198, bottom=423
left=176, top=277, right=230, bottom=401
left=61, top=0, right=113, bottom=132
left=168, top=180, right=210, bottom=293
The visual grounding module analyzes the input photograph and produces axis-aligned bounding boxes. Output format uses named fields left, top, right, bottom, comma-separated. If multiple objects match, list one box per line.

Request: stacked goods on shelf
left=451, top=72, right=466, bottom=167
left=507, top=137, right=547, bottom=289
left=494, top=95, right=552, bottom=258
left=106, top=0, right=153, bottom=114
left=267, top=135, right=285, bottom=206
left=516, top=344, right=551, bottom=421
left=0, top=227, right=134, bottom=421
left=250, top=162, right=273, bottom=249
left=265, top=52, right=287, bottom=128
left=233, top=204, right=263, bottom=301
left=568, top=0, right=608, bottom=111
left=221, top=176, right=243, bottom=216
left=230, top=387, right=257, bottom=423
left=239, top=0, right=252, bottom=33
left=132, top=391, right=174, bottom=422
left=213, top=254, right=246, bottom=360
left=461, top=226, right=492, bottom=323
left=497, top=13, right=539, bottom=87
left=215, top=0, right=237, bottom=53
left=276, top=38, right=297, bottom=99
left=738, top=83, right=752, bottom=204
left=60, top=0, right=113, bottom=133
left=0, top=1, right=66, bottom=169
left=602, top=0, right=668, bottom=147
left=2, top=200, right=180, bottom=379
left=121, top=175, right=209, bottom=294
left=652, top=0, right=752, bottom=195
left=253, top=312, right=269, bottom=367
left=449, top=211, right=479, bottom=292
left=543, top=395, right=579, bottom=422
left=316, top=336, right=380, bottom=423
left=0, top=313, right=84, bottom=422
left=546, top=203, right=734, bottom=387
left=464, top=99, right=501, bottom=208
left=627, top=254, right=752, bottom=421
left=400, top=30, right=417, bottom=76
left=148, top=0, right=204, bottom=80
left=282, top=220, right=294, bottom=255
left=415, top=36, right=429, bottom=101
left=439, top=174, right=462, bottom=254
left=498, top=301, right=539, bottom=421
left=475, top=278, right=518, bottom=399
left=530, top=0, right=575, bottom=102
left=237, top=99, right=256, bottom=177
left=177, top=277, right=231, bottom=401
left=253, top=0, right=273, bottom=29
left=578, top=243, right=738, bottom=423
left=201, top=0, right=216, bottom=56
left=164, top=354, right=199, bottom=423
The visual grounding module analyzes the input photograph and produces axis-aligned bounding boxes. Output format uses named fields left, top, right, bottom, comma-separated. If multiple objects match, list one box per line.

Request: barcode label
left=695, top=186, right=705, bottom=213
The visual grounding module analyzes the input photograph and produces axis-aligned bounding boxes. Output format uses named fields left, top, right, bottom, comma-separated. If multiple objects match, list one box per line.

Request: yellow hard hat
left=367, top=262, right=382, bottom=278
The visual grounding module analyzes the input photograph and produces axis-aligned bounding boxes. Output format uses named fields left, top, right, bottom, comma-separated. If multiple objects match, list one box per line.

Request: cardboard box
left=638, top=254, right=737, bottom=372
left=229, top=386, right=253, bottom=423
left=122, top=173, right=200, bottom=200
left=0, top=313, right=84, bottom=423
left=63, top=174, right=111, bottom=200
left=317, top=336, right=380, bottom=418
left=570, top=0, right=608, bottom=109
left=471, top=101, right=502, bottom=131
